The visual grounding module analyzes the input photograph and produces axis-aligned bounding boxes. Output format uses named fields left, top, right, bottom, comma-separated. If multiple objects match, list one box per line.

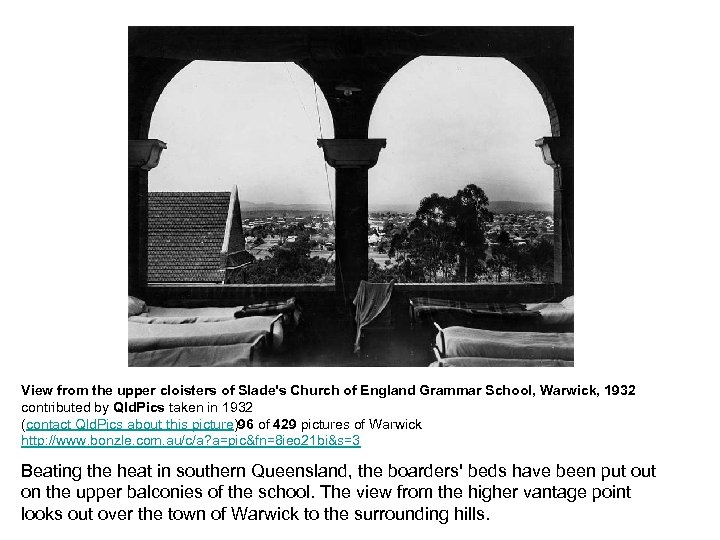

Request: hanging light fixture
left=335, top=80, right=361, bottom=96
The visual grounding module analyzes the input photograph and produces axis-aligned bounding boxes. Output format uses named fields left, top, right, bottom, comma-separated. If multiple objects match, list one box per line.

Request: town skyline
left=147, top=189, right=554, bottom=215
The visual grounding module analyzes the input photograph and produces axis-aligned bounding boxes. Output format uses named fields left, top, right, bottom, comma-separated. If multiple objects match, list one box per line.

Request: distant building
left=147, top=186, right=253, bottom=283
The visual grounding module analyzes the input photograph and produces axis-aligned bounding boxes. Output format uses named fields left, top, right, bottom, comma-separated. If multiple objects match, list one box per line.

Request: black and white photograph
left=128, top=26, right=574, bottom=367
left=6, top=3, right=719, bottom=539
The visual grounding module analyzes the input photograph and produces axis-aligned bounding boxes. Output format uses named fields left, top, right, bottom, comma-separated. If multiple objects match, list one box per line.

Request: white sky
left=369, top=57, right=552, bottom=206
left=149, top=57, right=552, bottom=207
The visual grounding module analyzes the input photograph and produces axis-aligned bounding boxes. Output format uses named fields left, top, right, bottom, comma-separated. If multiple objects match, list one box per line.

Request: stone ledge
left=129, top=139, right=167, bottom=170
left=317, top=139, right=387, bottom=169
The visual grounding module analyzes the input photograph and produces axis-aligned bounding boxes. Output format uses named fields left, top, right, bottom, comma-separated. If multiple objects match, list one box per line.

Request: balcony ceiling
left=128, top=26, right=573, bottom=64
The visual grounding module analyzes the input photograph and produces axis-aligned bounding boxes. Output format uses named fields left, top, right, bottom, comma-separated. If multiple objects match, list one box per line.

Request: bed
left=431, top=323, right=574, bottom=367
left=430, top=349, right=573, bottom=367
left=128, top=337, right=266, bottom=367
left=128, top=317, right=277, bottom=367
left=129, top=305, right=241, bottom=323
left=410, top=295, right=574, bottom=332
left=128, top=296, right=296, bottom=367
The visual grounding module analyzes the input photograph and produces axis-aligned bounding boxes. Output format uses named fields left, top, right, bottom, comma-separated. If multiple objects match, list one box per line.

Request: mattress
left=131, top=300, right=301, bottom=328
left=130, top=305, right=240, bottom=323
left=411, top=297, right=573, bottom=331
left=129, top=342, right=260, bottom=367
left=436, top=326, right=574, bottom=360
left=524, top=302, right=574, bottom=326
left=411, top=297, right=538, bottom=319
left=431, top=357, right=574, bottom=367
left=128, top=315, right=283, bottom=353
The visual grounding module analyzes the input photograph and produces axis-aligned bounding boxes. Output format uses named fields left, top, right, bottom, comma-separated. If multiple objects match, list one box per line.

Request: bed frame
left=128, top=312, right=284, bottom=367
left=431, top=322, right=574, bottom=367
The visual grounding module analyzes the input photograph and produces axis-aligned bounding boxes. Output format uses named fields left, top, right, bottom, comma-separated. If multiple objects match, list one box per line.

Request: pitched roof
left=148, top=191, right=232, bottom=283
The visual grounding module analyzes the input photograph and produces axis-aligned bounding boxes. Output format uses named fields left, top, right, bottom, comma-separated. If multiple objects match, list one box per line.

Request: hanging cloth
left=353, top=280, right=394, bottom=353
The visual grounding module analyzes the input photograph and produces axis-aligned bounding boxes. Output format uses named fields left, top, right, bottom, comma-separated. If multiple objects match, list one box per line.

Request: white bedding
left=524, top=301, right=574, bottom=326
left=129, top=342, right=259, bottom=367
left=431, top=357, right=574, bottom=367
left=128, top=315, right=283, bottom=353
left=130, top=305, right=241, bottom=323
left=436, top=326, right=574, bottom=360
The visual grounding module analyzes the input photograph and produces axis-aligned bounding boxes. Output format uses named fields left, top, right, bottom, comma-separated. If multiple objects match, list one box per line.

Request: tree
left=377, top=238, right=389, bottom=254
left=401, top=185, right=493, bottom=282
left=243, top=243, right=330, bottom=284
left=250, top=224, right=271, bottom=242
left=388, top=228, right=410, bottom=261
left=451, top=184, right=493, bottom=281
left=382, top=220, right=395, bottom=235
left=368, top=257, right=424, bottom=283
left=368, top=187, right=551, bottom=284
left=489, top=230, right=514, bottom=281
left=528, top=238, right=554, bottom=282
left=406, top=193, right=458, bottom=281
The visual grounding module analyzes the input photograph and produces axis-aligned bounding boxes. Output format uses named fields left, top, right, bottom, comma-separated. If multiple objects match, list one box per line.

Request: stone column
left=317, top=139, right=387, bottom=303
left=128, top=139, right=166, bottom=297
left=535, top=136, right=574, bottom=295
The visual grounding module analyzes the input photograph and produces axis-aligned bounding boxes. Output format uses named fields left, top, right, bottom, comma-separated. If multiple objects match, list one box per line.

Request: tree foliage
left=240, top=242, right=331, bottom=284
left=235, top=183, right=553, bottom=284
left=389, top=184, right=494, bottom=282
left=371, top=184, right=554, bottom=284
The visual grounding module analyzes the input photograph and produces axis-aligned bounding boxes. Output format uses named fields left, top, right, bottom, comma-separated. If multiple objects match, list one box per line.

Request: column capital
left=317, top=139, right=386, bottom=169
left=535, top=136, right=573, bottom=168
left=129, top=139, right=167, bottom=170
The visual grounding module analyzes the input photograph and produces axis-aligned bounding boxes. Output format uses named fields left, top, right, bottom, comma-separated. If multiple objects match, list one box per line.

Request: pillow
left=537, top=304, right=573, bottom=325
left=524, top=302, right=550, bottom=311
left=525, top=301, right=573, bottom=325
left=560, top=295, right=574, bottom=309
left=128, top=296, right=146, bottom=317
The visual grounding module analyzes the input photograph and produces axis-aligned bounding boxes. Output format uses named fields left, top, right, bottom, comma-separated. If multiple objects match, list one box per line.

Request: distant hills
left=487, top=200, right=553, bottom=213
left=241, top=201, right=330, bottom=212
left=240, top=201, right=333, bottom=219
left=370, top=201, right=553, bottom=214
left=241, top=200, right=552, bottom=215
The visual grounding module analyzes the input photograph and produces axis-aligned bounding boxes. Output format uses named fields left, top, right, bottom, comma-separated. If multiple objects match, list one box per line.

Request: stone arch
left=129, top=27, right=573, bottom=297
left=505, top=58, right=562, bottom=137
left=129, top=57, right=190, bottom=141
left=365, top=54, right=568, bottom=288
left=369, top=55, right=562, bottom=139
